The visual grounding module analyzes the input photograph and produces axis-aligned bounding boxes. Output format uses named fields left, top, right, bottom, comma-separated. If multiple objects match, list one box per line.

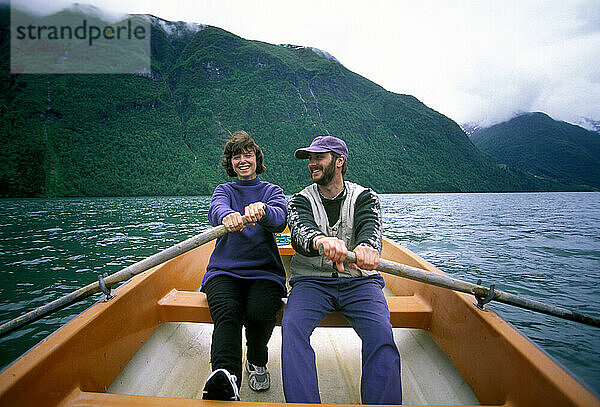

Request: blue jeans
left=281, top=277, right=402, bottom=404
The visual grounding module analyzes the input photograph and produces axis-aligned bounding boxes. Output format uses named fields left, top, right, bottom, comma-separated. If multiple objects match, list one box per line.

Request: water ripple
left=381, top=191, right=600, bottom=394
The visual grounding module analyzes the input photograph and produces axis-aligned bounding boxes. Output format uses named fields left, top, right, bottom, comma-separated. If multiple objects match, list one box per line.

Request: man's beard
left=313, top=158, right=337, bottom=186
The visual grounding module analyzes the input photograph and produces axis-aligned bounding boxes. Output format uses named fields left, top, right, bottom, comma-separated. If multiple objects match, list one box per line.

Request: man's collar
left=318, top=184, right=346, bottom=201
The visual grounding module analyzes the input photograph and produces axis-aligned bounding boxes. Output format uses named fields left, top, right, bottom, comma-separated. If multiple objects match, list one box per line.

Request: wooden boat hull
left=0, top=237, right=598, bottom=406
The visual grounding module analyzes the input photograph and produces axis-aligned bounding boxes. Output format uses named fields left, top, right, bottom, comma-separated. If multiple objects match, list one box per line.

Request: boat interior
left=109, top=283, right=478, bottom=405
left=107, top=242, right=480, bottom=405
left=1, top=237, right=597, bottom=406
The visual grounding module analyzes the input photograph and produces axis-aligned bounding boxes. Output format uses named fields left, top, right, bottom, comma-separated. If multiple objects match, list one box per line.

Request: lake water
left=0, top=192, right=599, bottom=395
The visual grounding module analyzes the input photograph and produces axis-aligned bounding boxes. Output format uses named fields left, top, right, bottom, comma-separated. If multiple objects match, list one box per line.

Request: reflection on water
left=0, top=192, right=599, bottom=394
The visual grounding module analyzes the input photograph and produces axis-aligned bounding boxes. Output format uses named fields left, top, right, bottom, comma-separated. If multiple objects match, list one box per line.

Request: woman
left=201, top=130, right=287, bottom=401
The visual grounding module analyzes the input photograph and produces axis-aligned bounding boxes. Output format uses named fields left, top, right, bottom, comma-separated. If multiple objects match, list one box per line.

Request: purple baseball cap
left=294, top=135, right=349, bottom=159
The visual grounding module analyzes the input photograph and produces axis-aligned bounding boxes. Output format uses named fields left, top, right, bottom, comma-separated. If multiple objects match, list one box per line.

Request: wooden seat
left=157, top=289, right=432, bottom=329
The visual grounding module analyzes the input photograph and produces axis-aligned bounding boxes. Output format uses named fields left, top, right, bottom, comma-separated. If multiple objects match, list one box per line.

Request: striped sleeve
left=352, top=188, right=382, bottom=253
left=287, top=193, right=323, bottom=256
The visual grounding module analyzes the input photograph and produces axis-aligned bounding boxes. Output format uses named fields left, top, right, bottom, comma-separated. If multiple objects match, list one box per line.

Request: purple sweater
left=202, top=177, right=287, bottom=291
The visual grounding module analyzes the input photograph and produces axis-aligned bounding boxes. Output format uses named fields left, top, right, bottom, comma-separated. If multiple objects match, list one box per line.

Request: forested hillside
left=1, top=6, right=563, bottom=197
left=471, top=113, right=600, bottom=190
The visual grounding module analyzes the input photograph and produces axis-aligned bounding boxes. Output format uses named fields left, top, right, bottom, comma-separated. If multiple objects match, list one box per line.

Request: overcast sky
left=9, top=0, right=600, bottom=128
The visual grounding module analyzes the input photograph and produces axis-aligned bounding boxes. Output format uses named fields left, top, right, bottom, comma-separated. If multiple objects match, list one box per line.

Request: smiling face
left=308, top=152, right=337, bottom=186
left=232, top=149, right=257, bottom=180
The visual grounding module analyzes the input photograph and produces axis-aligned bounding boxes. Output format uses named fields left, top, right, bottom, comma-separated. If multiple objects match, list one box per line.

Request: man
left=281, top=135, right=402, bottom=404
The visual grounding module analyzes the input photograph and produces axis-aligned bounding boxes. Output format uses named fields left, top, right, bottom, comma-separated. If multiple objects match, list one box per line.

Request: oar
left=0, top=217, right=246, bottom=338
left=341, top=250, right=600, bottom=328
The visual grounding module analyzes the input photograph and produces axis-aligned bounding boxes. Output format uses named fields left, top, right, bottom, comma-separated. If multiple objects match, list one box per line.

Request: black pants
left=204, top=275, right=283, bottom=383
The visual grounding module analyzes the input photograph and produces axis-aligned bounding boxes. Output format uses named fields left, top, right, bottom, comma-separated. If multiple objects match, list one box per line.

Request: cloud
left=328, top=1, right=600, bottom=127
left=10, top=0, right=128, bottom=21
left=424, top=0, right=600, bottom=126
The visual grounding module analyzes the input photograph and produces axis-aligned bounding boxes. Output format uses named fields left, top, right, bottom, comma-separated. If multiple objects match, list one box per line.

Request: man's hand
left=349, top=244, right=379, bottom=271
left=244, top=202, right=266, bottom=225
left=222, top=212, right=245, bottom=232
left=313, top=235, right=348, bottom=273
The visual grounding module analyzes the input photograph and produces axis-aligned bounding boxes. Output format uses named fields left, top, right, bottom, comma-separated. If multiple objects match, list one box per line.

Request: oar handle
left=0, top=216, right=247, bottom=338
left=341, top=250, right=600, bottom=328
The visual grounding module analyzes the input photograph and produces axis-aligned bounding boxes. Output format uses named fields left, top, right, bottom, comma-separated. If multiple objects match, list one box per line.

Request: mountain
left=470, top=112, right=600, bottom=189
left=0, top=5, right=565, bottom=197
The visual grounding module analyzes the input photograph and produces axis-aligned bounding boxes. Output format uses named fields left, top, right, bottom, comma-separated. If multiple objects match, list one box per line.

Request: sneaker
left=202, top=369, right=240, bottom=401
left=245, top=360, right=270, bottom=391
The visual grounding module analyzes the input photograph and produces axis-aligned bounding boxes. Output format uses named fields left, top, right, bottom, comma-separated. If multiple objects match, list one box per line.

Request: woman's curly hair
left=221, top=130, right=266, bottom=177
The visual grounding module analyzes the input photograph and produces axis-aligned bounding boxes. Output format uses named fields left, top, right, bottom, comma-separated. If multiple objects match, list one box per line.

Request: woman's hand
left=222, top=212, right=245, bottom=232
left=244, top=202, right=266, bottom=225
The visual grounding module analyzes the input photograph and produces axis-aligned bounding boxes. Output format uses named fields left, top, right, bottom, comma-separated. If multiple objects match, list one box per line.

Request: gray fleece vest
left=290, top=181, right=379, bottom=279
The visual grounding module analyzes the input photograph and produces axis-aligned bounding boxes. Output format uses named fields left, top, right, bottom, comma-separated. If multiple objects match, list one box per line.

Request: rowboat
left=0, top=232, right=598, bottom=406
